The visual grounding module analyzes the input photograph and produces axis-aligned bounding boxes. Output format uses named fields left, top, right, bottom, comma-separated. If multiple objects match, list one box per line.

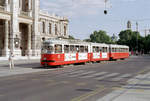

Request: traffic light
left=104, top=10, right=107, bottom=15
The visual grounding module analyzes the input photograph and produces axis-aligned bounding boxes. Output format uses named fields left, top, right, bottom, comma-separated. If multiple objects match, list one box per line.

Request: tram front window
left=41, top=45, right=54, bottom=54
left=47, top=46, right=54, bottom=53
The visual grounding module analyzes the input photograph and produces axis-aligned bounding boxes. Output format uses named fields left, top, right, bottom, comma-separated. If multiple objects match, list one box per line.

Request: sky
left=40, top=0, right=150, bottom=40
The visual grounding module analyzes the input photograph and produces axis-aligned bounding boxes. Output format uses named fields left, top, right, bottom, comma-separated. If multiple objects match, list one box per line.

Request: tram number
left=78, top=53, right=88, bottom=60
left=65, top=53, right=76, bottom=61
left=102, top=53, right=107, bottom=58
left=93, top=53, right=100, bottom=59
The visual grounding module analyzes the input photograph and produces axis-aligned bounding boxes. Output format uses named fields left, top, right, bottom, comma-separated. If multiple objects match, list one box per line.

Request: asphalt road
left=0, top=56, right=150, bottom=101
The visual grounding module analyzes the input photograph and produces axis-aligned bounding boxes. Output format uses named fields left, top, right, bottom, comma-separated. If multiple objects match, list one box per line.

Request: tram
left=109, top=44, right=129, bottom=60
left=41, top=38, right=129, bottom=67
left=41, top=38, right=90, bottom=66
left=90, top=43, right=110, bottom=62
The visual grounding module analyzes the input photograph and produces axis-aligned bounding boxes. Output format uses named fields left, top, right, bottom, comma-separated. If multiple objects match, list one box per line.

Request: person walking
left=9, top=51, right=14, bottom=69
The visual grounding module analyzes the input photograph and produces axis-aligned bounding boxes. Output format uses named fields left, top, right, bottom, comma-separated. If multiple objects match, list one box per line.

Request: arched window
left=55, top=24, right=57, bottom=35
left=49, top=23, right=52, bottom=34
left=64, top=26, right=66, bottom=35
left=42, top=22, right=45, bottom=33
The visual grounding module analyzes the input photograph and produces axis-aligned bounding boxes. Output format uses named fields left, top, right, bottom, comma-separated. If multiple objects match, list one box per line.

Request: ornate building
left=0, top=0, right=69, bottom=57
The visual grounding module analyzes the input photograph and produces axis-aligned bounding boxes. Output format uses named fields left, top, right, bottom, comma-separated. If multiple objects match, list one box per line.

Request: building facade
left=0, top=0, right=69, bottom=57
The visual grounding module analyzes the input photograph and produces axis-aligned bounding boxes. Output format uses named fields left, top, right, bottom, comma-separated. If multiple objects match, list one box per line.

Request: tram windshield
left=41, top=43, right=54, bottom=54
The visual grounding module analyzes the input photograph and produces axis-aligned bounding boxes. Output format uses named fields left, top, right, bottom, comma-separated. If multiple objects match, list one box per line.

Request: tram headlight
left=44, top=57, right=47, bottom=60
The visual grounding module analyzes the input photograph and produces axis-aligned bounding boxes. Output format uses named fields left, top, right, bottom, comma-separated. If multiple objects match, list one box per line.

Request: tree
left=83, top=39, right=91, bottom=42
left=117, top=30, right=144, bottom=52
left=68, top=35, right=75, bottom=39
left=144, top=35, right=150, bottom=53
left=90, top=30, right=111, bottom=44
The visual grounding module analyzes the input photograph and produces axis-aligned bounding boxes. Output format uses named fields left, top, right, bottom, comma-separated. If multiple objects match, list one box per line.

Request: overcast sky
left=40, top=0, right=150, bottom=39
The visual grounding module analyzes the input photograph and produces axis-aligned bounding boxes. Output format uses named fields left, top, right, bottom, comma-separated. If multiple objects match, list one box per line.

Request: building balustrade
left=20, top=10, right=32, bottom=17
left=0, top=6, right=5, bottom=11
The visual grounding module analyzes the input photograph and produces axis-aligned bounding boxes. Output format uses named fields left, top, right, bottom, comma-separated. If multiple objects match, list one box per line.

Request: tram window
left=64, top=45, right=69, bottom=53
left=47, top=46, right=54, bottom=53
left=99, top=47, right=102, bottom=52
left=102, top=47, right=104, bottom=52
left=96, top=47, right=99, bottom=52
left=112, top=48, right=114, bottom=52
left=116, top=48, right=118, bottom=52
left=119, top=48, right=121, bottom=52
left=85, top=46, right=88, bottom=52
left=75, top=46, right=79, bottom=52
left=93, top=46, right=96, bottom=52
left=55, top=44, right=62, bottom=53
left=104, top=47, right=107, bottom=52
left=70, top=45, right=75, bottom=53
left=80, top=46, right=84, bottom=53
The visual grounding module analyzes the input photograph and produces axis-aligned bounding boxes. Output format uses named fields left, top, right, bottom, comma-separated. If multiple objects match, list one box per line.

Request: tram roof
left=90, top=43, right=109, bottom=47
left=44, top=38, right=90, bottom=45
left=109, top=44, right=129, bottom=48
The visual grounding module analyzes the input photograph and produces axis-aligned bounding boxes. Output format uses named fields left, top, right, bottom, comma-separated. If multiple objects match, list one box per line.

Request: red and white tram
left=41, top=38, right=129, bottom=67
left=41, top=39, right=90, bottom=66
left=90, top=43, right=109, bottom=62
left=109, top=44, right=129, bottom=60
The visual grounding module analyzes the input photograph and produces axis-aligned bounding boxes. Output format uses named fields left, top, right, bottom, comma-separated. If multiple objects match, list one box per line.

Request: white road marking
left=111, top=74, right=132, bottom=81
left=69, top=71, right=96, bottom=77
left=80, top=72, right=108, bottom=78
left=95, top=73, right=120, bottom=80
left=62, top=70, right=85, bottom=76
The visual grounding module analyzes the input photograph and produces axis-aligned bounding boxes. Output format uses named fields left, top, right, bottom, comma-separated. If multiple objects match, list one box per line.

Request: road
left=0, top=56, right=150, bottom=101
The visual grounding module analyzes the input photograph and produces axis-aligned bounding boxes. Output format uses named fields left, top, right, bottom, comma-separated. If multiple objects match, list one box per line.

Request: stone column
left=27, top=24, right=32, bottom=56
left=2, top=20, right=9, bottom=56
left=32, top=0, right=40, bottom=56
left=5, top=0, right=8, bottom=11
left=19, top=0, right=22, bottom=11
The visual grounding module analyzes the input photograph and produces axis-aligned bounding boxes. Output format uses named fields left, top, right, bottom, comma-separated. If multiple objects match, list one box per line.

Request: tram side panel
left=110, top=52, right=129, bottom=60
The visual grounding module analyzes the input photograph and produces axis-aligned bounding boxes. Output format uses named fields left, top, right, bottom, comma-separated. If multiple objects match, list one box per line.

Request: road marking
left=69, top=71, right=96, bottom=77
left=95, top=73, right=119, bottom=80
left=137, top=68, right=150, bottom=74
left=111, top=74, right=132, bottom=81
left=67, top=70, right=85, bottom=75
left=76, top=82, right=87, bottom=86
left=80, top=72, right=108, bottom=78
left=61, top=81, right=70, bottom=84
left=112, top=87, right=124, bottom=90
left=46, top=79, right=55, bottom=82
left=71, top=85, right=106, bottom=101
left=31, top=78, right=39, bottom=81
left=46, top=82, right=61, bottom=87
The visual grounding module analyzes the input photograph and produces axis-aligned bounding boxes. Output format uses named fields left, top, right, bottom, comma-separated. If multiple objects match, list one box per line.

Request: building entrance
left=0, top=19, right=5, bottom=56
left=19, top=23, right=28, bottom=56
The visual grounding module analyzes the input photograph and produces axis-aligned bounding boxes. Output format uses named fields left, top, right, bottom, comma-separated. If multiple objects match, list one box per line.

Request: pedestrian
left=9, top=51, right=14, bottom=69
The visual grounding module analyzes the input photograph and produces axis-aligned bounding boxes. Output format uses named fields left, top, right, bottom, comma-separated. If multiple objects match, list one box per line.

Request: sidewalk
left=98, top=72, right=150, bottom=101
left=0, top=58, right=51, bottom=77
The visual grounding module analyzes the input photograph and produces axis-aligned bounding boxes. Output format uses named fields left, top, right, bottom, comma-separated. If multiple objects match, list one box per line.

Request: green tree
left=117, top=30, right=144, bottom=52
left=83, top=39, right=91, bottom=42
left=90, top=30, right=111, bottom=44
left=68, top=35, right=75, bottom=39
left=144, top=35, right=150, bottom=53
